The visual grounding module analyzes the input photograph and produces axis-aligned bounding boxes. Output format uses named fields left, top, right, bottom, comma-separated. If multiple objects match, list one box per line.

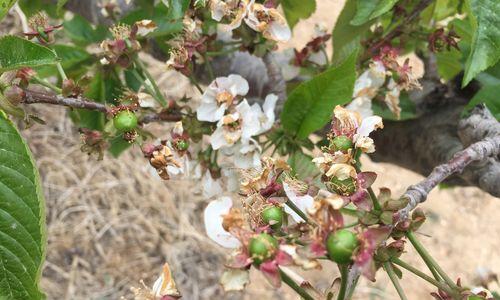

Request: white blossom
left=204, top=196, right=241, bottom=248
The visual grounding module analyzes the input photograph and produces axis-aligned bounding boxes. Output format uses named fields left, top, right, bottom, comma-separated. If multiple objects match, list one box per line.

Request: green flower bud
left=113, top=110, right=138, bottom=132
left=175, top=140, right=189, bottom=151
left=326, top=229, right=359, bottom=264
left=326, top=176, right=356, bottom=196
left=331, top=135, right=353, bottom=152
left=261, top=206, right=284, bottom=230
left=249, top=233, right=278, bottom=265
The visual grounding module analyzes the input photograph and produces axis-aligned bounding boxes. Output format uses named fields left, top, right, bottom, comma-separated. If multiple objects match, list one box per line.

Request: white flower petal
left=346, top=96, right=374, bottom=119
left=356, top=115, right=383, bottom=138
left=204, top=197, right=241, bottom=248
left=197, top=102, right=227, bottom=122
left=202, top=171, right=223, bottom=199
left=283, top=182, right=314, bottom=223
left=220, top=269, right=249, bottom=291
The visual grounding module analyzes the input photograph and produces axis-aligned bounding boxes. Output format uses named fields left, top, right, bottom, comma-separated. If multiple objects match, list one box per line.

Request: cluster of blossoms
left=210, top=0, right=291, bottom=42
left=347, top=46, right=422, bottom=119
left=201, top=105, right=401, bottom=292
left=197, top=74, right=277, bottom=169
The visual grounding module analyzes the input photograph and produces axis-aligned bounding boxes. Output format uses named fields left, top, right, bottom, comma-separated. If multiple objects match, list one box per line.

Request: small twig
left=396, top=135, right=500, bottom=221
left=392, top=258, right=454, bottom=295
left=21, top=88, right=181, bottom=124
left=23, top=89, right=108, bottom=113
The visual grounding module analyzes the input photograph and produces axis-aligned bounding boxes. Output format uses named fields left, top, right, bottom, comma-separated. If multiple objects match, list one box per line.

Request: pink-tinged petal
left=378, top=187, right=392, bottom=203
left=349, top=190, right=372, bottom=211
left=275, top=250, right=293, bottom=266
left=357, top=172, right=377, bottom=189
left=259, top=260, right=281, bottom=287
left=310, top=241, right=327, bottom=258
left=354, top=226, right=391, bottom=281
left=226, top=252, right=252, bottom=269
left=363, top=226, right=391, bottom=245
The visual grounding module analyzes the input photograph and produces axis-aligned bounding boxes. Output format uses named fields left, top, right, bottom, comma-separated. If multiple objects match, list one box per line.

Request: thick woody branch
left=397, top=135, right=500, bottom=221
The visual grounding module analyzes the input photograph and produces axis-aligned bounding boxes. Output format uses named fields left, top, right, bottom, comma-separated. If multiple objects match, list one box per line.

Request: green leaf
left=281, top=0, right=316, bottom=29
left=281, top=51, right=357, bottom=139
left=462, top=0, right=500, bottom=87
left=351, top=0, right=399, bottom=26
left=287, top=151, right=319, bottom=181
left=108, top=135, right=133, bottom=158
left=0, top=0, right=16, bottom=21
left=56, top=0, right=68, bottom=15
left=436, top=49, right=462, bottom=80
left=0, top=36, right=59, bottom=72
left=332, top=0, right=373, bottom=66
left=0, top=111, right=46, bottom=299
left=18, top=0, right=57, bottom=17
left=463, top=84, right=500, bottom=120
left=63, top=15, right=109, bottom=46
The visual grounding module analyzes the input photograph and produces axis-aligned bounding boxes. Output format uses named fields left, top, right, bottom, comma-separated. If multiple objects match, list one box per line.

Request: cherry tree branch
left=21, top=88, right=182, bottom=124
left=23, top=88, right=109, bottom=113
left=396, top=135, right=500, bottom=221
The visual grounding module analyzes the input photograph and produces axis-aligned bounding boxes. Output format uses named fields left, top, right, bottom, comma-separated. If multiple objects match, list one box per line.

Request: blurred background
left=1, top=0, right=499, bottom=299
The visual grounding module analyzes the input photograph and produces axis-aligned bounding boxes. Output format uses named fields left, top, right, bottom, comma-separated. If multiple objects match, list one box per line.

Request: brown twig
left=21, top=88, right=182, bottom=124
left=23, top=88, right=109, bottom=113
left=396, top=135, right=500, bottom=222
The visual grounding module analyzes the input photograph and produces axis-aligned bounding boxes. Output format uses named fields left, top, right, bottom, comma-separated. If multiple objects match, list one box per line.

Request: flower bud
left=326, top=229, right=359, bottom=264
left=330, top=135, right=353, bottom=152
left=261, top=206, right=284, bottom=230
left=113, top=110, right=138, bottom=132
left=326, top=176, right=356, bottom=196
left=249, top=233, right=278, bottom=265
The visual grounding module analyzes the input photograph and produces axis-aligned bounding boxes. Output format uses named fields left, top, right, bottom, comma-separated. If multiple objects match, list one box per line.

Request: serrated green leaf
left=281, top=51, right=357, bottom=139
left=281, top=0, right=316, bottom=29
left=0, top=36, right=59, bottom=72
left=463, top=84, right=500, bottom=120
left=462, top=0, right=500, bottom=87
left=63, top=15, right=109, bottom=46
left=436, top=49, right=462, bottom=81
left=18, top=0, right=57, bottom=17
left=331, top=1, right=373, bottom=66
left=0, top=0, right=16, bottom=21
left=0, top=111, right=46, bottom=300
left=351, top=0, right=398, bottom=26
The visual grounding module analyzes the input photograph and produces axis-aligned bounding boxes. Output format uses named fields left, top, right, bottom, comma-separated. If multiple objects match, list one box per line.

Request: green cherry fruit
left=176, top=140, right=189, bottom=151
left=467, top=297, right=483, bottom=300
left=326, top=176, right=356, bottom=196
left=249, top=233, right=279, bottom=265
left=113, top=110, right=138, bottom=131
left=331, top=135, right=353, bottom=152
left=326, top=229, right=359, bottom=264
left=261, top=206, right=284, bottom=230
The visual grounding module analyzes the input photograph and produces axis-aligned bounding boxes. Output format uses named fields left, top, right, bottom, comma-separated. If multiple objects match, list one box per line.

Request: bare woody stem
left=396, top=135, right=500, bottom=222
left=21, top=89, right=182, bottom=124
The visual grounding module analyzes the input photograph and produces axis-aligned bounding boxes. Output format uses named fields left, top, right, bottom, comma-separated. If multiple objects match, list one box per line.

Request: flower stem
left=203, top=53, right=215, bottom=81
left=189, top=75, right=204, bottom=94
left=406, top=231, right=458, bottom=289
left=133, top=57, right=167, bottom=106
left=285, top=199, right=311, bottom=225
left=384, top=262, right=408, bottom=300
left=392, top=258, right=454, bottom=295
left=32, top=76, right=62, bottom=93
left=279, top=268, right=314, bottom=300
left=336, top=264, right=349, bottom=300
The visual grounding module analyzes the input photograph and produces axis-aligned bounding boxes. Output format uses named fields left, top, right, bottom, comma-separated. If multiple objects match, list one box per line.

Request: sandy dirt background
left=1, top=0, right=499, bottom=299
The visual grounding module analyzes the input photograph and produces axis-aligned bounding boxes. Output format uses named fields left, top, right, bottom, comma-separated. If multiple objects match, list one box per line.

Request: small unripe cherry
left=331, top=135, right=353, bottom=152
left=249, top=233, right=278, bottom=265
left=467, top=297, right=483, bottom=300
left=326, top=176, right=356, bottom=196
left=261, top=206, right=284, bottom=230
left=326, top=229, right=359, bottom=264
left=113, top=110, right=138, bottom=131
left=175, top=140, right=189, bottom=151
